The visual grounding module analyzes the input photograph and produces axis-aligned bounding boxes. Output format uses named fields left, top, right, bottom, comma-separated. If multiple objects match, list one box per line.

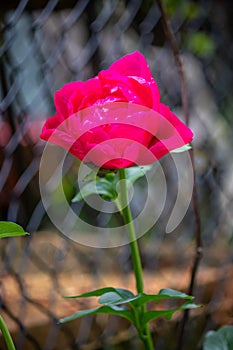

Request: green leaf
left=99, top=291, right=138, bottom=306
left=82, top=169, right=98, bottom=182
left=158, top=288, right=194, bottom=299
left=126, top=165, right=153, bottom=185
left=59, top=304, right=135, bottom=324
left=61, top=287, right=201, bottom=329
left=62, top=287, right=135, bottom=299
left=99, top=288, right=193, bottom=307
left=142, top=302, right=201, bottom=325
left=170, top=144, right=192, bottom=153
left=65, top=288, right=194, bottom=307
left=220, top=326, right=233, bottom=348
left=0, top=221, right=29, bottom=238
left=72, top=178, right=118, bottom=202
left=203, top=325, right=233, bottom=350
left=129, top=288, right=194, bottom=307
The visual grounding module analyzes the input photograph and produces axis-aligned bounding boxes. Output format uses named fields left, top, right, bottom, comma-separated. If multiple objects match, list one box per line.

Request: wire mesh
left=0, top=0, right=233, bottom=349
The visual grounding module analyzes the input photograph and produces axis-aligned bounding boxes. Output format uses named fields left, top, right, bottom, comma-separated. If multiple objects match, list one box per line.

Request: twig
left=156, top=1, right=203, bottom=349
left=156, top=0, right=189, bottom=124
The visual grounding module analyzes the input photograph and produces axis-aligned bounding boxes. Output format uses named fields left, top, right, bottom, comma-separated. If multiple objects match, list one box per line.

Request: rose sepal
left=72, top=165, right=153, bottom=203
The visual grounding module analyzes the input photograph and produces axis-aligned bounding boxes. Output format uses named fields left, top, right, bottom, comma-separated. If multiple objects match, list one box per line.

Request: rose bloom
left=40, top=52, right=193, bottom=169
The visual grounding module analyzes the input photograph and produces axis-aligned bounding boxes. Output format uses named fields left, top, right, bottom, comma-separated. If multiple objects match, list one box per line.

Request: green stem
left=0, top=315, right=16, bottom=350
left=118, top=168, right=154, bottom=350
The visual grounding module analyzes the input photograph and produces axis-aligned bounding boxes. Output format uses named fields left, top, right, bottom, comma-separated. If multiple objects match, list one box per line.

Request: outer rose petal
left=98, top=72, right=155, bottom=109
left=54, top=82, right=82, bottom=118
left=148, top=104, right=193, bottom=160
left=157, top=104, right=193, bottom=142
left=103, top=159, right=134, bottom=169
left=69, top=123, right=154, bottom=165
left=107, top=51, right=154, bottom=80
left=40, top=114, right=62, bottom=140
left=80, top=141, right=138, bottom=169
left=67, top=78, right=103, bottom=114
left=100, top=51, right=160, bottom=109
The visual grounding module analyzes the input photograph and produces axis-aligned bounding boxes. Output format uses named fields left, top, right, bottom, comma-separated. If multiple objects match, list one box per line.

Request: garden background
left=0, top=0, right=232, bottom=349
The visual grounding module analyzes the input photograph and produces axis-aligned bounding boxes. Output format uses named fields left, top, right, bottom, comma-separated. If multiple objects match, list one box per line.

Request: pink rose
left=40, top=51, right=193, bottom=169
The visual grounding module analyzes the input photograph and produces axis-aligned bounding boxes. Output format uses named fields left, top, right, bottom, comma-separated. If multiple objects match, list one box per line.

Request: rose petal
left=54, top=82, right=82, bottom=119
left=67, top=78, right=102, bottom=114
left=107, top=51, right=153, bottom=80
left=99, top=72, right=155, bottom=108
left=148, top=104, right=193, bottom=160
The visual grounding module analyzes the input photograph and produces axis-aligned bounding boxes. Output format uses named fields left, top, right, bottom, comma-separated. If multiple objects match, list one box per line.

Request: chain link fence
left=0, top=0, right=233, bottom=349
